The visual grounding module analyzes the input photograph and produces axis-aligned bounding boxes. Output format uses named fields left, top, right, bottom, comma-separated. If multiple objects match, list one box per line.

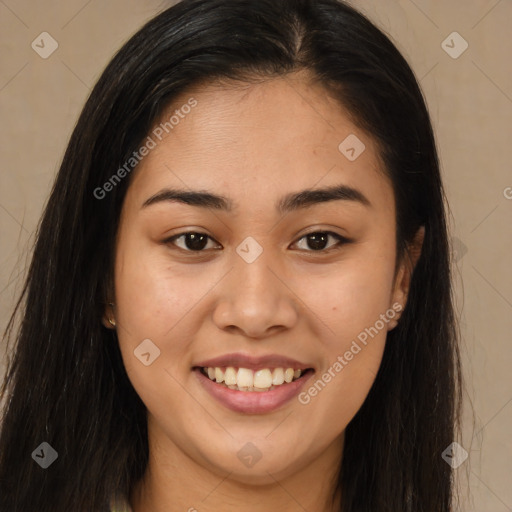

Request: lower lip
left=194, top=369, right=314, bottom=414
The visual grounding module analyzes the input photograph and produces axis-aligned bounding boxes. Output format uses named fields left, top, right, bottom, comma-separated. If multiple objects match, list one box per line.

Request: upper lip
left=193, top=352, right=314, bottom=371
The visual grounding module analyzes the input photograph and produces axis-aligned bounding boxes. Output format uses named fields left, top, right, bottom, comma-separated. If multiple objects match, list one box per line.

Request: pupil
left=185, top=233, right=208, bottom=251
left=183, top=233, right=329, bottom=251
left=307, top=233, right=328, bottom=250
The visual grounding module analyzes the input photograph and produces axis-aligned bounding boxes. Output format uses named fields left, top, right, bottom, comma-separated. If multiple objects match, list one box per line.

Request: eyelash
left=163, top=230, right=351, bottom=255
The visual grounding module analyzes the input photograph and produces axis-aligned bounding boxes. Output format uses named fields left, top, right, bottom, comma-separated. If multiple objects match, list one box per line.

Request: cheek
left=114, top=238, right=199, bottom=335
left=305, top=244, right=396, bottom=348
left=112, top=236, right=201, bottom=388
left=112, top=246, right=205, bottom=412
left=293, top=244, right=395, bottom=426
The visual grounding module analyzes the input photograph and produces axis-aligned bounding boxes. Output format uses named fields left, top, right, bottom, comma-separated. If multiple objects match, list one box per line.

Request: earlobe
left=392, top=264, right=408, bottom=306
left=389, top=226, right=425, bottom=330
left=388, top=265, right=406, bottom=331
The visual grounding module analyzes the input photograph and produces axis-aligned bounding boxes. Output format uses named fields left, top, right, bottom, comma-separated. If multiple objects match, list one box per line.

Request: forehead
left=126, top=75, right=394, bottom=216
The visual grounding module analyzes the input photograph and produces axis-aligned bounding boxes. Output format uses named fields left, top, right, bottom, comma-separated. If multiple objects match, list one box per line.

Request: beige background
left=0, top=0, right=511, bottom=510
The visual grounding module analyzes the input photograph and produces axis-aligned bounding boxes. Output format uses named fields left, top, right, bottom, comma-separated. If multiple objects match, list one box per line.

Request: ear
left=102, top=302, right=117, bottom=329
left=388, top=226, right=425, bottom=330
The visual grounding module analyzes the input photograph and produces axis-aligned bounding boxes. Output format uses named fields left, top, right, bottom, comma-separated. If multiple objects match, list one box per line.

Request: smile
left=193, top=365, right=314, bottom=414
left=200, top=366, right=307, bottom=392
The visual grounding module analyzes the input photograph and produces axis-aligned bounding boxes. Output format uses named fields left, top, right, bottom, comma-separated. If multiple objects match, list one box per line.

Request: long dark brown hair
left=0, top=0, right=462, bottom=510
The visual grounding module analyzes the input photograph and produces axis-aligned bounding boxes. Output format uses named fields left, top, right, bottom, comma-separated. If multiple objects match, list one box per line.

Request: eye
left=164, top=230, right=350, bottom=254
left=164, top=232, right=221, bottom=252
left=292, top=231, right=350, bottom=252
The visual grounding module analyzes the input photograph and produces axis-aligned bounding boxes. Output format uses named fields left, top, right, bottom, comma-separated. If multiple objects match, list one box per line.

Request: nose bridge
left=212, top=238, right=297, bottom=337
left=232, top=238, right=281, bottom=306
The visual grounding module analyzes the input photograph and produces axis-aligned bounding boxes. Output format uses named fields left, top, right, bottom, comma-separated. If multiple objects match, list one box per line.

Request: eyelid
left=163, top=231, right=221, bottom=252
left=292, top=231, right=351, bottom=252
left=163, top=229, right=351, bottom=253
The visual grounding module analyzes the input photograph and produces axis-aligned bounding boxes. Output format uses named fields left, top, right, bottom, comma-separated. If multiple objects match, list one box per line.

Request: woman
left=0, top=0, right=462, bottom=510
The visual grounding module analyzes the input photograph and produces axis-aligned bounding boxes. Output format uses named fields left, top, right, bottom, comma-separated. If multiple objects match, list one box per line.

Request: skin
left=103, top=73, right=423, bottom=512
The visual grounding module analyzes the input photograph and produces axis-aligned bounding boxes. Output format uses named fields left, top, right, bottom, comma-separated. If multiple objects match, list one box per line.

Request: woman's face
left=108, top=75, right=412, bottom=487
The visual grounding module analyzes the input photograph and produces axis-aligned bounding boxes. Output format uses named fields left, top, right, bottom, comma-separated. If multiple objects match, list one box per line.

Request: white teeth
left=237, top=368, right=254, bottom=388
left=253, top=369, right=273, bottom=389
left=272, top=368, right=284, bottom=385
left=224, top=367, right=237, bottom=386
left=202, top=366, right=307, bottom=391
left=215, top=367, right=224, bottom=383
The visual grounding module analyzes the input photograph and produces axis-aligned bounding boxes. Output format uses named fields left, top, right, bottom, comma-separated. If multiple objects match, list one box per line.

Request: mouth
left=196, top=365, right=314, bottom=392
left=192, top=363, right=315, bottom=414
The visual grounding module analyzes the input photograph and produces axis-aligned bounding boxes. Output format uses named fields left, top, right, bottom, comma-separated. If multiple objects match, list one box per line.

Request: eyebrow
left=141, top=184, right=371, bottom=213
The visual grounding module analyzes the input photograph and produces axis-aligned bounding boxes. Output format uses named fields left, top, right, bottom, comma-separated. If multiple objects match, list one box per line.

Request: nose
left=212, top=248, right=299, bottom=339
